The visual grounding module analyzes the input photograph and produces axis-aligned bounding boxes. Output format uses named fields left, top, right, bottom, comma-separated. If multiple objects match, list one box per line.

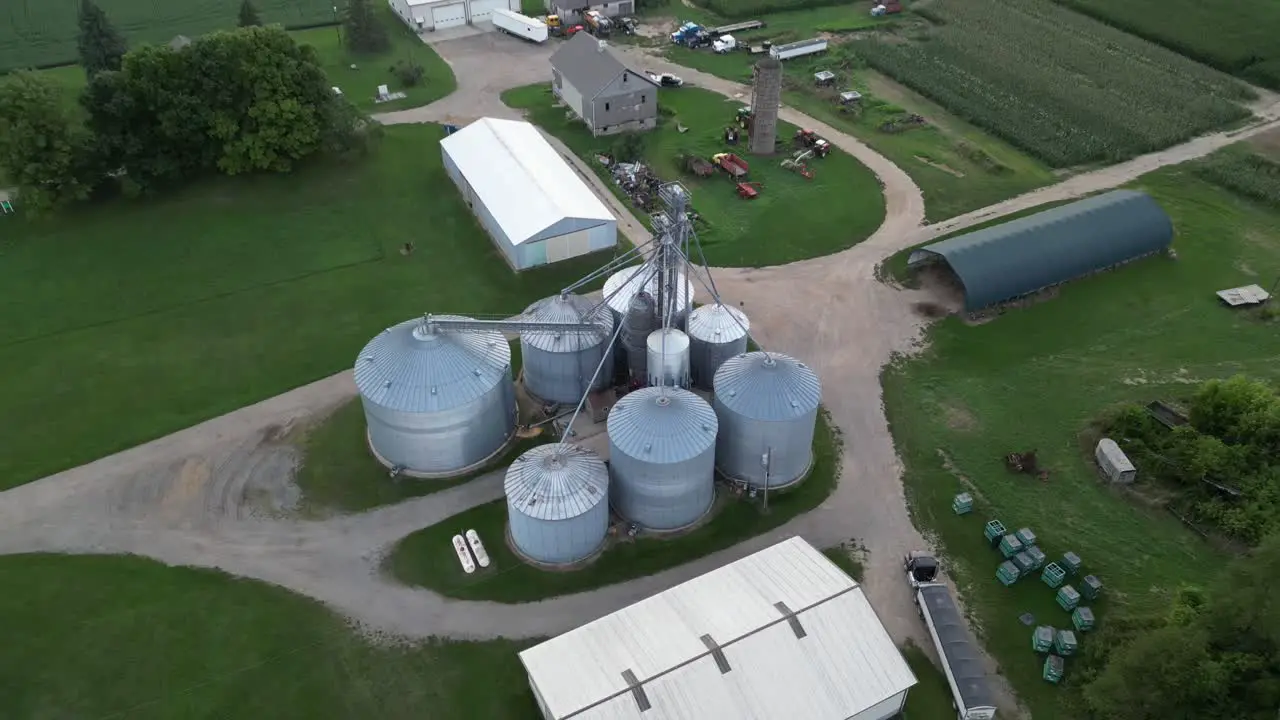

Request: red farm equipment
left=712, top=152, right=750, bottom=179
left=794, top=129, right=831, bottom=157
left=736, top=182, right=763, bottom=199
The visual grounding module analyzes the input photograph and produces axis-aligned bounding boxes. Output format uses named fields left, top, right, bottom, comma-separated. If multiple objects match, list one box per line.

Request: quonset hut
left=355, top=316, right=516, bottom=477
left=713, top=351, right=821, bottom=489
left=607, top=387, right=718, bottom=531
left=686, top=303, right=749, bottom=391
left=519, top=293, right=615, bottom=405
left=505, top=444, right=610, bottom=566
left=907, top=190, right=1173, bottom=312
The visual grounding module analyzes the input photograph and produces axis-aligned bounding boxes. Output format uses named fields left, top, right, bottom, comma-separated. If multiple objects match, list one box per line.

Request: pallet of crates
left=953, top=492, right=974, bottom=515
left=1053, top=629, right=1078, bottom=657
left=1041, top=562, right=1067, bottom=589
left=999, top=533, right=1024, bottom=558
left=1056, top=584, right=1081, bottom=612
left=984, top=519, right=1007, bottom=548
left=1043, top=654, right=1065, bottom=684
left=1032, top=625, right=1055, bottom=653
left=1025, top=545, right=1046, bottom=570
left=1081, top=574, right=1104, bottom=601
left=1072, top=607, right=1095, bottom=633
left=997, top=560, right=1020, bottom=586
left=1061, top=551, right=1083, bottom=576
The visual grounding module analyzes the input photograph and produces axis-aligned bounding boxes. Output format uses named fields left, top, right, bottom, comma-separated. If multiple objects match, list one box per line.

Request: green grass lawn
left=664, top=45, right=1057, bottom=222
left=503, top=84, right=885, bottom=267
left=901, top=642, right=958, bottom=718
left=385, top=410, right=840, bottom=601
left=294, top=8, right=455, bottom=112
left=0, top=123, right=613, bottom=490
left=0, top=554, right=542, bottom=719
left=882, top=164, right=1280, bottom=717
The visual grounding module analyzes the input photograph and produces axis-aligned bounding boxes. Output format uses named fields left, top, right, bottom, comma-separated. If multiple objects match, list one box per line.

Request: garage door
left=431, top=2, right=466, bottom=29
left=544, top=230, right=591, bottom=263
left=466, top=0, right=507, bottom=24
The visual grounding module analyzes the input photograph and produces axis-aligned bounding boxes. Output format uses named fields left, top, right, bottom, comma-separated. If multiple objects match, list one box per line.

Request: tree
left=237, top=0, right=262, bottom=27
left=77, top=0, right=127, bottom=76
left=0, top=73, right=98, bottom=213
left=343, top=0, right=389, bottom=54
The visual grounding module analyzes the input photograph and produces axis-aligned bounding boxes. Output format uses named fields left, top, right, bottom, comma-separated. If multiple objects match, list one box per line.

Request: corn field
left=851, top=0, right=1255, bottom=167
left=701, top=0, right=843, bottom=19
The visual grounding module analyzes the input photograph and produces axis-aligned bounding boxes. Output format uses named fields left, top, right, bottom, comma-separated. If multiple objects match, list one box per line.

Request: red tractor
left=795, top=129, right=832, bottom=157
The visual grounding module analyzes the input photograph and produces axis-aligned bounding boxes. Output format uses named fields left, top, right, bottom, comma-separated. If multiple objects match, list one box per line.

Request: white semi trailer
left=493, top=9, right=548, bottom=43
left=769, top=37, right=827, bottom=60
left=905, top=552, right=999, bottom=720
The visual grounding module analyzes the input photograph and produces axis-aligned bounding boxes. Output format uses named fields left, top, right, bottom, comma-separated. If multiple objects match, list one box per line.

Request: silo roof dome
left=355, top=316, right=510, bottom=413
left=715, top=352, right=821, bottom=421
left=504, top=444, right=608, bottom=521
left=608, top=387, right=717, bottom=462
left=520, top=294, right=613, bottom=352
left=687, top=303, right=750, bottom=343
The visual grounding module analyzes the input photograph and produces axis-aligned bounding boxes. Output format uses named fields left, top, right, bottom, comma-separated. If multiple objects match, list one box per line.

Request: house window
left=641, top=94, right=646, bottom=103
left=605, top=102, right=610, bottom=111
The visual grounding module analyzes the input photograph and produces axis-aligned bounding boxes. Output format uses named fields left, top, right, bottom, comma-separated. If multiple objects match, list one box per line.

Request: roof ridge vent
left=774, top=601, right=807, bottom=639
left=620, top=669, right=651, bottom=712
left=700, top=634, right=732, bottom=674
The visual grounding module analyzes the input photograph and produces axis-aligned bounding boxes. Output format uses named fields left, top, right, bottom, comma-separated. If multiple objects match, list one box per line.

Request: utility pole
left=761, top=448, right=772, bottom=512
left=333, top=5, right=342, bottom=45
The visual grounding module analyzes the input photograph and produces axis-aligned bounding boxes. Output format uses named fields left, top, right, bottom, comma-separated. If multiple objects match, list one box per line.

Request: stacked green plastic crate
left=953, top=492, right=974, bottom=515
left=1032, top=626, right=1055, bottom=653
left=1057, top=585, right=1081, bottom=611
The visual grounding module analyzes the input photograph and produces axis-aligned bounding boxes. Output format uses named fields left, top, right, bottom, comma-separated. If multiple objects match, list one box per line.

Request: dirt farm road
left=4, top=28, right=1280, bottom=716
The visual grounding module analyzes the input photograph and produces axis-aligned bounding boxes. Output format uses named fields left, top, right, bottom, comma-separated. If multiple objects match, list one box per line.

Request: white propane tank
left=466, top=529, right=491, bottom=568
left=452, top=534, right=476, bottom=574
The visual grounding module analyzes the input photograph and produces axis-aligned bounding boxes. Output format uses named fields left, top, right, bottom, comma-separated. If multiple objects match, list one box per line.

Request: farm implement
left=736, top=182, right=764, bottom=200
left=794, top=129, right=831, bottom=157
left=712, top=153, right=750, bottom=179
left=782, top=150, right=815, bottom=179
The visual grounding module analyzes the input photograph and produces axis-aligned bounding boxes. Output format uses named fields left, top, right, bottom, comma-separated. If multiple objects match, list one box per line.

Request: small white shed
left=440, top=118, right=617, bottom=270
left=1096, top=438, right=1136, bottom=484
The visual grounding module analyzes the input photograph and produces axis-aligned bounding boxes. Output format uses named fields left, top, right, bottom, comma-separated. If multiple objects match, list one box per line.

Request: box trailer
left=493, top=9, right=548, bottom=43
left=770, top=37, right=828, bottom=60
left=906, top=553, right=999, bottom=720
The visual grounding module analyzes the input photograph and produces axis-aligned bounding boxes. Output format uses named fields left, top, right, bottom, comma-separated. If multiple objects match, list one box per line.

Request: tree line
left=0, top=0, right=391, bottom=213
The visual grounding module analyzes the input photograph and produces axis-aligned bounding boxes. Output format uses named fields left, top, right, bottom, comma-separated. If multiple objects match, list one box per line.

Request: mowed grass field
left=503, top=84, right=885, bottom=267
left=0, top=554, right=542, bottom=719
left=0, top=123, right=610, bottom=490
left=883, top=159, right=1280, bottom=716
left=850, top=0, right=1256, bottom=167
left=386, top=412, right=840, bottom=601
left=1054, top=0, right=1280, bottom=90
left=0, top=0, right=335, bottom=71
left=666, top=40, right=1057, bottom=222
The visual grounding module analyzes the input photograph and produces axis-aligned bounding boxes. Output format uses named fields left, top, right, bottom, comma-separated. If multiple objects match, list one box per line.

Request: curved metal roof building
left=907, top=190, right=1173, bottom=311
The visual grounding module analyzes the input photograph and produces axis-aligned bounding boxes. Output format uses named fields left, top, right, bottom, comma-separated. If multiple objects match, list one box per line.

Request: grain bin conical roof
left=354, top=316, right=511, bottom=413
left=504, top=444, right=609, bottom=521
left=520, top=294, right=613, bottom=352
left=687, top=303, right=749, bottom=343
left=607, top=387, right=717, bottom=462
left=714, top=351, right=821, bottom=421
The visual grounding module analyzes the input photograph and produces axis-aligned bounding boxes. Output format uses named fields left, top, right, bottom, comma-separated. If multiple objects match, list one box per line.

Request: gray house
left=549, top=33, right=658, bottom=137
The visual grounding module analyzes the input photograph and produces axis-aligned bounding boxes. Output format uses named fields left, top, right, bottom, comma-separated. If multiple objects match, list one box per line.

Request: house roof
left=550, top=33, right=657, bottom=99
left=551, top=0, right=591, bottom=9
left=519, top=536, right=917, bottom=720
left=907, top=190, right=1173, bottom=311
left=440, top=118, right=614, bottom=246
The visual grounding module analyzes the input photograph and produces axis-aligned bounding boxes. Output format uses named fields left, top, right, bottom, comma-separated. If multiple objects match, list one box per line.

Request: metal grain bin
left=355, top=316, right=515, bottom=477
left=520, top=293, right=615, bottom=405
left=712, top=351, right=821, bottom=489
left=686, top=303, right=749, bottom=391
left=607, top=387, right=718, bottom=531
left=505, top=443, right=610, bottom=565
left=602, top=265, right=695, bottom=327
left=646, top=328, right=690, bottom=388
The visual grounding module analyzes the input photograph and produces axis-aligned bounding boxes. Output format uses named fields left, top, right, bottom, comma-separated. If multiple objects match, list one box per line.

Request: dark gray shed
left=908, top=190, right=1173, bottom=311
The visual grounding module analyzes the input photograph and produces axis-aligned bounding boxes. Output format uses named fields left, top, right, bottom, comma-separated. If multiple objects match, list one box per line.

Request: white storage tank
left=646, top=328, right=690, bottom=388
left=603, top=265, right=695, bottom=327
left=354, top=316, right=516, bottom=477
left=520, top=293, right=615, bottom=405
left=607, top=387, right=718, bottom=530
left=687, top=303, right=750, bottom=391
left=505, top=443, right=610, bottom=565
left=713, top=351, right=821, bottom=489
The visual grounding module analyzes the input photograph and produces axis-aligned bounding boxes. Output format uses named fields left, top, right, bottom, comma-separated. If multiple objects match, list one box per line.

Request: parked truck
left=905, top=552, right=999, bottom=720
left=670, top=21, right=702, bottom=44
left=769, top=37, right=828, bottom=61
left=493, top=9, right=548, bottom=43
left=584, top=9, right=612, bottom=36
left=712, top=34, right=737, bottom=53
left=708, top=20, right=766, bottom=34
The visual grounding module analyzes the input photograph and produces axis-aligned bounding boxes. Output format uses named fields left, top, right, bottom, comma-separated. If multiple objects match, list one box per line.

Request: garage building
left=441, top=118, right=617, bottom=270
left=518, top=536, right=918, bottom=720
left=907, top=189, right=1174, bottom=312
left=388, top=0, right=516, bottom=32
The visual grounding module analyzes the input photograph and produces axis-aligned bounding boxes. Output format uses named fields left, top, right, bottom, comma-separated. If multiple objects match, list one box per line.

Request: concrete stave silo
left=607, top=387, right=718, bottom=531
left=355, top=316, right=516, bottom=478
left=505, top=443, right=610, bottom=565
left=520, top=293, right=615, bottom=405
left=686, top=303, right=750, bottom=391
left=713, top=351, right=821, bottom=489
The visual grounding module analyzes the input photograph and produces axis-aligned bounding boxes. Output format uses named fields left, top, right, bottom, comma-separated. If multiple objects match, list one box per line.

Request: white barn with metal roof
left=440, top=117, right=617, bottom=271
left=518, top=536, right=917, bottom=720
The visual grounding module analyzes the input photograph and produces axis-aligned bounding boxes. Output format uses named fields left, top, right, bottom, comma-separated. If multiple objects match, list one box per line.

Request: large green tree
left=0, top=73, right=97, bottom=213
left=238, top=0, right=262, bottom=27
left=76, top=0, right=128, bottom=76
left=343, top=0, right=390, bottom=54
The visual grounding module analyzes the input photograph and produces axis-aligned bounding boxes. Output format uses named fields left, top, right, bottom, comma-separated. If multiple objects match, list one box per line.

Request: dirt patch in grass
left=942, top=403, right=978, bottom=431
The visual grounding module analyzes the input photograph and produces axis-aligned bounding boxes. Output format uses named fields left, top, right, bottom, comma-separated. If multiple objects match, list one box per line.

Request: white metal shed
left=441, top=118, right=617, bottom=270
left=519, top=536, right=918, bottom=720
left=388, top=0, right=516, bottom=31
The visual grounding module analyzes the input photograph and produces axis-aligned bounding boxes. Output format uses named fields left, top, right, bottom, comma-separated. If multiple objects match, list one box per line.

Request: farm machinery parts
left=679, top=152, right=716, bottom=178
left=878, top=113, right=927, bottom=134
left=609, top=161, right=664, bottom=211
left=712, top=153, right=750, bottom=180
left=1006, top=449, right=1051, bottom=482
left=781, top=150, right=815, bottom=180
left=723, top=125, right=741, bottom=145
left=736, top=182, right=764, bottom=200
left=794, top=129, right=831, bottom=157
